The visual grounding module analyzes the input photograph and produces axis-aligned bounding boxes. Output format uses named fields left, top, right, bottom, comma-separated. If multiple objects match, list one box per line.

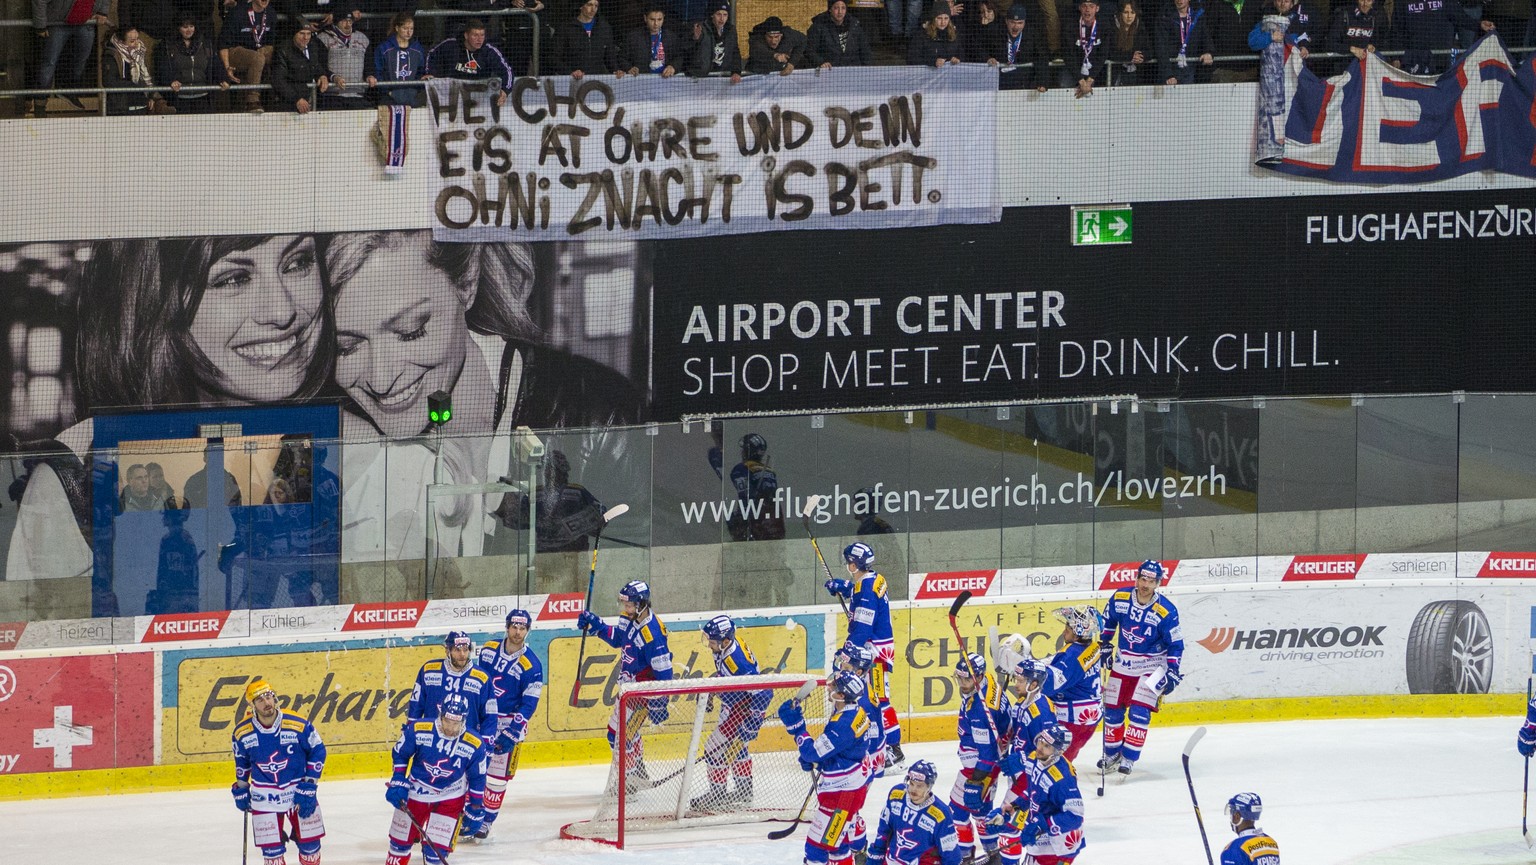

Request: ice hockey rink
left=4, top=714, right=1529, bottom=865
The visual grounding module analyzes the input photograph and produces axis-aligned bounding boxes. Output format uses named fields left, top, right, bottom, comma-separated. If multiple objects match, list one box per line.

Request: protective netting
left=561, top=673, right=827, bottom=846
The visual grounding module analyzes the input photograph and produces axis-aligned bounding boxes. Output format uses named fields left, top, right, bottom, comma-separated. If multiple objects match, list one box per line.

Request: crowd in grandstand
left=12, top=0, right=1536, bottom=116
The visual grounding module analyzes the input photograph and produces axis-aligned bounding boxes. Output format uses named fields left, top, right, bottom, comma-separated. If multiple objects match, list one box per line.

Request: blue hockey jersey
left=847, top=572, right=894, bottom=657
left=1001, top=692, right=1055, bottom=779
left=1221, top=828, right=1280, bottom=865
left=390, top=720, right=488, bottom=804
left=591, top=611, right=674, bottom=683
left=793, top=702, right=871, bottom=792
left=868, top=784, right=963, bottom=865
left=232, top=709, right=327, bottom=813
left=477, top=640, right=544, bottom=743
left=408, top=658, right=498, bottom=739
left=1042, top=641, right=1103, bottom=723
left=957, top=673, right=1007, bottom=773
left=1101, top=589, right=1185, bottom=662
left=1009, top=755, right=1085, bottom=859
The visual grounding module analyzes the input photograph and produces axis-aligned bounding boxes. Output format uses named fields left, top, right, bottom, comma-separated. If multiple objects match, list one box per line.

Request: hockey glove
left=1162, top=665, right=1183, bottom=696
left=800, top=758, right=815, bottom=772
left=777, top=699, right=805, bottom=729
left=647, top=697, right=670, bottom=725
left=294, top=778, right=319, bottom=818
left=1019, top=819, right=1047, bottom=846
left=459, top=805, right=485, bottom=838
left=962, top=776, right=990, bottom=812
left=576, top=610, right=603, bottom=635
left=493, top=728, right=516, bottom=755
left=824, top=578, right=853, bottom=599
left=385, top=777, right=411, bottom=809
left=1519, top=725, right=1536, bottom=758
left=231, top=781, right=251, bottom=812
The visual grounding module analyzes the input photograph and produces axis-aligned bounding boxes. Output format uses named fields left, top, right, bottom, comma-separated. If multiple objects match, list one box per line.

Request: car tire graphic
left=1405, top=600, right=1492, bottom=695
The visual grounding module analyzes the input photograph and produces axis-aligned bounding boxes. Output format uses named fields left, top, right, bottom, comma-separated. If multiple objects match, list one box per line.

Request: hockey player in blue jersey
left=830, top=641, right=889, bottom=859
left=1517, top=695, right=1536, bottom=757
left=825, top=541, right=902, bottom=768
left=1221, top=792, right=1280, bottom=865
left=867, top=760, right=963, bottom=865
left=1099, top=560, right=1185, bottom=776
left=1042, top=605, right=1104, bottom=761
left=1001, top=725, right=1086, bottom=865
left=949, top=652, right=1009, bottom=864
left=409, top=631, right=497, bottom=739
left=231, top=678, right=328, bottom=865
left=689, top=614, right=772, bottom=811
left=385, top=694, right=488, bottom=865
left=978, top=656, right=1053, bottom=865
left=472, top=608, right=544, bottom=839
left=577, top=580, right=673, bottom=779
left=781, top=671, right=875, bottom=865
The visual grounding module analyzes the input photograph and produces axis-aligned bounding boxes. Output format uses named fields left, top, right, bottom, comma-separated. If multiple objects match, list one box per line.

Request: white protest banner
left=426, top=67, right=1000, bottom=241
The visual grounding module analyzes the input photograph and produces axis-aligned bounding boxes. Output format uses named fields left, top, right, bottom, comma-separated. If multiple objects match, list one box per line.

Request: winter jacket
left=622, top=25, right=686, bottom=73
left=32, top=0, right=108, bottom=30
left=219, top=1, right=278, bottom=51
left=1153, top=6, right=1215, bottom=80
left=1326, top=3, right=1391, bottom=53
left=1107, top=15, right=1153, bottom=83
left=1246, top=0, right=1317, bottom=49
left=806, top=9, right=873, bottom=65
left=317, top=25, right=370, bottom=96
left=552, top=16, right=621, bottom=74
left=746, top=24, right=810, bottom=73
left=426, top=36, right=515, bottom=89
left=271, top=37, right=329, bottom=106
left=690, top=22, right=743, bottom=75
left=370, top=36, right=428, bottom=105
left=907, top=23, right=963, bottom=64
left=1060, top=14, right=1109, bottom=80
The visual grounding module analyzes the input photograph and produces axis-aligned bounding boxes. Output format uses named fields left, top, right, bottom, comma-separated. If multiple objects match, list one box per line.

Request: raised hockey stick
left=1524, top=677, right=1532, bottom=848
left=948, top=591, right=1004, bottom=755
left=568, top=503, right=630, bottom=708
left=800, top=494, right=851, bottom=618
left=1182, top=726, right=1215, bottom=865
left=768, top=680, right=822, bottom=839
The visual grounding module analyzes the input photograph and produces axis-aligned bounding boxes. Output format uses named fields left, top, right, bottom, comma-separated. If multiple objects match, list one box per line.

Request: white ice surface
left=4, top=716, right=1532, bottom=864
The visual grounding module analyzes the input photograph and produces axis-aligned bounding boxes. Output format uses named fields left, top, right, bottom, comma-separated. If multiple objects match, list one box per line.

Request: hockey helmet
left=245, top=678, right=276, bottom=704
left=906, top=760, right=939, bottom=787
left=740, top=432, right=768, bottom=461
left=443, top=630, right=474, bottom=652
left=619, top=580, right=652, bottom=605
left=843, top=542, right=875, bottom=571
left=954, top=652, right=988, bottom=679
left=1034, top=724, right=1070, bottom=753
left=829, top=670, right=867, bottom=703
left=835, top=641, right=875, bottom=673
left=1137, top=559, right=1165, bottom=582
left=439, top=693, right=471, bottom=721
left=505, top=609, right=533, bottom=629
left=1013, top=656, right=1050, bottom=688
left=1054, top=605, right=1101, bottom=640
left=1225, top=792, right=1262, bottom=823
left=702, top=614, right=736, bottom=643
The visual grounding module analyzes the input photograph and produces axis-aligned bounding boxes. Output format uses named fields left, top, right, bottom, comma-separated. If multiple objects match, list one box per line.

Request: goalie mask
left=1054, top=605, right=1101, bottom=641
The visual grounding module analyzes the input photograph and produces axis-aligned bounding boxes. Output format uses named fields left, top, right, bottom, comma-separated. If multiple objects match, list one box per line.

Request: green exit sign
left=1072, top=205, right=1133, bottom=246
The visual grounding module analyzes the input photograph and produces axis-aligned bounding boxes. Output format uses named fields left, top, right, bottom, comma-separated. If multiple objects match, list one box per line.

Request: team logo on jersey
left=893, top=828, right=921, bottom=858
left=421, top=757, right=457, bottom=780
left=257, top=749, right=291, bottom=778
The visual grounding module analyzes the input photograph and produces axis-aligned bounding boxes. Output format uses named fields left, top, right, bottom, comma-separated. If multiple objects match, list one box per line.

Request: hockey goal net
left=560, top=673, right=828, bottom=848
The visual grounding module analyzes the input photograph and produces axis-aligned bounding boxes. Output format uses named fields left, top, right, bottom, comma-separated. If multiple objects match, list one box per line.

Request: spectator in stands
left=691, top=0, right=743, bottom=79
left=428, top=20, right=516, bottom=103
left=622, top=5, right=686, bottom=75
left=29, top=0, right=108, bottom=117
left=990, top=4, right=1051, bottom=89
left=147, top=463, right=176, bottom=504
left=220, top=0, right=279, bottom=112
left=1396, top=0, right=1491, bottom=73
left=964, top=0, right=1005, bottom=61
left=808, top=0, right=875, bottom=67
left=104, top=25, right=173, bottom=115
left=748, top=16, right=810, bottom=73
left=1156, top=0, right=1214, bottom=83
left=890, top=0, right=925, bottom=44
left=1036, top=0, right=1062, bottom=55
left=1204, top=0, right=1262, bottom=81
left=368, top=13, right=429, bottom=106
left=1326, top=0, right=1390, bottom=63
left=158, top=16, right=228, bottom=113
left=499, top=0, right=547, bottom=76
left=1108, top=0, right=1151, bottom=84
left=271, top=25, right=331, bottom=113
left=1247, top=0, right=1313, bottom=57
left=119, top=464, right=166, bottom=512
left=908, top=1, right=964, bottom=63
left=554, top=0, right=624, bottom=76
left=1061, top=0, right=1106, bottom=95
left=318, top=15, right=371, bottom=108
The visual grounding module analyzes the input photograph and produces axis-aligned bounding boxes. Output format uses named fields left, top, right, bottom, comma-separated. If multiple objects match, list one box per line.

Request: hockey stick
left=568, top=503, right=630, bottom=708
left=767, top=680, right=822, bottom=839
left=1096, top=714, right=1109, bottom=798
left=1524, top=677, right=1532, bottom=848
left=800, top=494, right=850, bottom=618
left=1182, top=726, right=1215, bottom=865
left=241, top=809, right=249, bottom=865
left=398, top=803, right=453, bottom=865
left=948, top=591, right=1004, bottom=756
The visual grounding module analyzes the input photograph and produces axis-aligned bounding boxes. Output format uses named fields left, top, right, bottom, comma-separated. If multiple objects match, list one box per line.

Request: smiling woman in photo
left=7, top=235, right=334, bottom=587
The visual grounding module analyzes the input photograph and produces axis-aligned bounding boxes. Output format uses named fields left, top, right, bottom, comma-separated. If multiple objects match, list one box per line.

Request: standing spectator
left=1155, top=0, right=1214, bottom=84
left=622, top=5, right=686, bottom=75
left=318, top=16, right=371, bottom=107
left=1205, top=0, right=1263, bottom=80
left=428, top=19, right=515, bottom=102
left=747, top=15, right=810, bottom=73
left=908, top=1, right=964, bottom=63
left=220, top=0, right=279, bottom=112
left=690, top=0, right=743, bottom=79
left=158, top=16, right=228, bottom=113
left=1396, top=0, right=1490, bottom=73
left=271, top=25, right=330, bottom=112
left=368, top=13, right=428, bottom=106
left=992, top=3, right=1050, bottom=89
left=889, top=0, right=925, bottom=44
left=490, top=450, right=605, bottom=594
left=1326, top=0, right=1391, bottom=64
left=1247, top=0, right=1314, bottom=58
left=501, top=0, right=547, bottom=76
left=965, top=0, right=1005, bottom=61
left=30, top=0, right=109, bottom=117
left=1061, top=0, right=1107, bottom=94
left=808, top=0, right=874, bottom=66
left=553, top=0, right=624, bottom=76
left=103, top=26, right=172, bottom=114
left=1109, top=0, right=1152, bottom=84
